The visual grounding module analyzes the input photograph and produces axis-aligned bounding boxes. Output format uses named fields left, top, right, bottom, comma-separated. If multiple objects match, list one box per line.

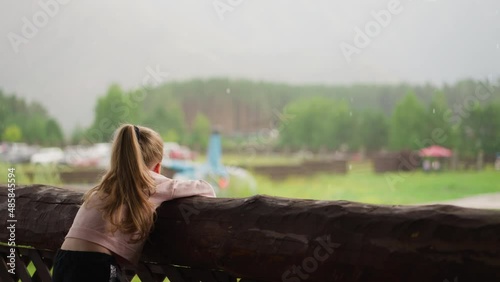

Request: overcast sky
left=1, top=0, right=499, bottom=133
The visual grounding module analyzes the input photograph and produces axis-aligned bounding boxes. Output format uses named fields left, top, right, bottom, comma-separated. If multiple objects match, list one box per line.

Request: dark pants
left=52, top=249, right=123, bottom=282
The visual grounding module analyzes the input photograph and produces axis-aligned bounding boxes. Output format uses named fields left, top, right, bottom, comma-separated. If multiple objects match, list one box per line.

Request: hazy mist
left=1, top=0, right=499, bottom=133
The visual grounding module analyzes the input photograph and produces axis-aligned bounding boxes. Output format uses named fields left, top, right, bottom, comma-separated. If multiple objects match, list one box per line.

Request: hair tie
left=133, top=125, right=140, bottom=140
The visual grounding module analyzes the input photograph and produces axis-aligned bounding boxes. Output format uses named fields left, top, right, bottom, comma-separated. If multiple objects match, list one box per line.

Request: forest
left=2, top=77, right=500, bottom=158
left=0, top=91, right=64, bottom=146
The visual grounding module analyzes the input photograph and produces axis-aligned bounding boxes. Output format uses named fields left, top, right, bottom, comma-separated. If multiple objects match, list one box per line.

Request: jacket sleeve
left=171, top=179, right=216, bottom=199
left=154, top=178, right=216, bottom=203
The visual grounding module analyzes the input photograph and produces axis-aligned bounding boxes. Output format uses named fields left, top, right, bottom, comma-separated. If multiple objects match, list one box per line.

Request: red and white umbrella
left=419, top=145, right=453, bottom=158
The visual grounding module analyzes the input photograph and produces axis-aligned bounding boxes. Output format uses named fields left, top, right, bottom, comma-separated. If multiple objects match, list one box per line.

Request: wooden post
left=1, top=185, right=500, bottom=282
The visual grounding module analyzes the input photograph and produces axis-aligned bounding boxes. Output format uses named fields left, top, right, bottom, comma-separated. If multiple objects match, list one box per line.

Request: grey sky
left=1, top=0, right=499, bottom=133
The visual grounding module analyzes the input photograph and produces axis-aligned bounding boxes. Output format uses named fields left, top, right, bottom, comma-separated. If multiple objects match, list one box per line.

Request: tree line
left=280, top=90, right=500, bottom=158
left=0, top=90, right=64, bottom=146
left=1, top=77, right=499, bottom=158
left=76, top=78, right=499, bottom=157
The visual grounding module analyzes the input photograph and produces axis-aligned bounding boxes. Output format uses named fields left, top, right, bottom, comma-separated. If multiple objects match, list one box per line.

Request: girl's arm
left=151, top=172, right=216, bottom=203
left=170, top=179, right=216, bottom=199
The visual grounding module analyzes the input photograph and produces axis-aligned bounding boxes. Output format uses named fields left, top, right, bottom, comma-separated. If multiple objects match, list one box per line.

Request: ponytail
left=84, top=124, right=163, bottom=243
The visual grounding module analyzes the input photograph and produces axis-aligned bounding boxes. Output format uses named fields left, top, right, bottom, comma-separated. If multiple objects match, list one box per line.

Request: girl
left=53, top=124, right=215, bottom=282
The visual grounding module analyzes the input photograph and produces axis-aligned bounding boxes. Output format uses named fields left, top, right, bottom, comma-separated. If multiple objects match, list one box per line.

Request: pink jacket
left=65, top=171, right=216, bottom=266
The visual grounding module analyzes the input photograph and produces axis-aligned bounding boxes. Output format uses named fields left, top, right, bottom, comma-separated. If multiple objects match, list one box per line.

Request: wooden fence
left=1, top=185, right=500, bottom=281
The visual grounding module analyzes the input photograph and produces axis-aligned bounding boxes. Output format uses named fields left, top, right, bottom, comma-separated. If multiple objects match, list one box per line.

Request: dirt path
left=425, top=193, right=500, bottom=210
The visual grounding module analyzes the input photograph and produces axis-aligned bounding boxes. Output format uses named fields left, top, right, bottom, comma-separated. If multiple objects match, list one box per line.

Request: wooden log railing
left=1, top=185, right=500, bottom=282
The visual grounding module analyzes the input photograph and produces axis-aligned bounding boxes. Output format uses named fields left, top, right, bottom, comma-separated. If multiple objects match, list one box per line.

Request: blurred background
left=1, top=0, right=499, bottom=207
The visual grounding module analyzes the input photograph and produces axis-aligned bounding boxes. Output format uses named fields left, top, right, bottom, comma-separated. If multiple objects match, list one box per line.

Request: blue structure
left=161, top=131, right=229, bottom=190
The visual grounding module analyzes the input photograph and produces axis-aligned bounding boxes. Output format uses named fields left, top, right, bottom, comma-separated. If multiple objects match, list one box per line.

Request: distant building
left=181, top=96, right=278, bottom=135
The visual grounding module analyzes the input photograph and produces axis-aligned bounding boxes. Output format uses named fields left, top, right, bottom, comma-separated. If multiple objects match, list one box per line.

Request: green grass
left=2, top=159, right=499, bottom=205
left=198, top=153, right=304, bottom=166
left=224, top=153, right=303, bottom=166
left=0, top=162, right=63, bottom=186
left=223, top=162, right=500, bottom=205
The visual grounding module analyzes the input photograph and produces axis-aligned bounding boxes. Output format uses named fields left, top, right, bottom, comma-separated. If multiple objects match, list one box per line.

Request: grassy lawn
left=2, top=159, right=499, bottom=205
left=223, top=162, right=500, bottom=205
left=221, top=153, right=303, bottom=166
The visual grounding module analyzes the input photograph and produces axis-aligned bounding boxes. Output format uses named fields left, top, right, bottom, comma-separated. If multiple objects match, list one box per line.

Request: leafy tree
left=457, top=103, right=500, bottom=157
left=45, top=118, right=64, bottom=146
left=423, top=91, right=455, bottom=149
left=456, top=104, right=483, bottom=158
left=357, top=111, right=389, bottom=152
left=125, top=89, right=143, bottom=124
left=70, top=124, right=86, bottom=145
left=0, top=91, right=64, bottom=146
left=389, top=92, right=427, bottom=150
left=81, top=78, right=500, bottom=156
left=161, top=130, right=181, bottom=143
left=24, top=116, right=46, bottom=144
left=142, top=102, right=187, bottom=143
left=479, top=103, right=500, bottom=155
left=189, top=113, right=211, bottom=151
left=86, top=84, right=133, bottom=142
left=279, top=97, right=327, bottom=150
left=2, top=125, right=22, bottom=142
left=279, top=97, right=354, bottom=151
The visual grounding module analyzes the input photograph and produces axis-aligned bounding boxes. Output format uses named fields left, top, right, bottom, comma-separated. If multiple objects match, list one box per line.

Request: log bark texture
left=1, top=185, right=500, bottom=282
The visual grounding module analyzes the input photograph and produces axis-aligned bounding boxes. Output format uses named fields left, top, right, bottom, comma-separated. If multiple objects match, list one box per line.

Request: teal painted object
left=161, top=131, right=229, bottom=191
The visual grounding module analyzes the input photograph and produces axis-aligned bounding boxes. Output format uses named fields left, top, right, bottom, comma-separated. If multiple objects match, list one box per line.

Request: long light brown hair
left=84, top=124, right=163, bottom=243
